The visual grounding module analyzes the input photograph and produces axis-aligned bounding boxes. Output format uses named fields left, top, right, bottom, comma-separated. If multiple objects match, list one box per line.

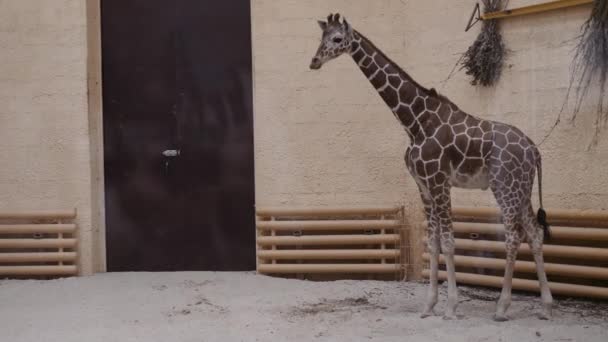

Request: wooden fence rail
left=0, top=209, right=78, bottom=278
left=422, top=207, right=608, bottom=300
left=256, top=205, right=405, bottom=279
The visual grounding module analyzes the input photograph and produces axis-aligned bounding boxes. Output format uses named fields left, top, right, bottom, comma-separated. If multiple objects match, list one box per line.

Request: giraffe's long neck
left=350, top=31, right=430, bottom=138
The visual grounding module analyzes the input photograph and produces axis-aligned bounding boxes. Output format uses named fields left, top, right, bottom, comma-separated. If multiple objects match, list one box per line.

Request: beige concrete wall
left=252, top=1, right=608, bottom=275
left=0, top=0, right=102, bottom=275
left=1, top=0, right=606, bottom=276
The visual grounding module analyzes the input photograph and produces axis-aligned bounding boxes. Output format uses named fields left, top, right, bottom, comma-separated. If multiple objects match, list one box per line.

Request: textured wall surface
left=1, top=0, right=606, bottom=276
left=0, top=0, right=99, bottom=275
left=252, top=0, right=608, bottom=275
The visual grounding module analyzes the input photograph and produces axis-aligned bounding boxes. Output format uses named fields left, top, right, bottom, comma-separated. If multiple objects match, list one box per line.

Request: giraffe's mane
left=353, top=30, right=454, bottom=106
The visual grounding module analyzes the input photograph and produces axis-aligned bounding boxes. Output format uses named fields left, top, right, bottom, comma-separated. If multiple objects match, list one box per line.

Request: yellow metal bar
left=482, top=0, right=593, bottom=20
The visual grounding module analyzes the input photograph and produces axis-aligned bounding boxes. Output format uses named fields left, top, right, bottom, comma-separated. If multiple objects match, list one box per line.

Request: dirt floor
left=0, top=272, right=606, bottom=342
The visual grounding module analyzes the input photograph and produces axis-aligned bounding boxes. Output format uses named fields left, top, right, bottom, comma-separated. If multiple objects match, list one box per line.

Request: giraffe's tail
left=536, top=156, right=551, bottom=241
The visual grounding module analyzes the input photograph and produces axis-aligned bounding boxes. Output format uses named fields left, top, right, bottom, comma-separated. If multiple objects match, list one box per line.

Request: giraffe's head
left=309, top=13, right=354, bottom=70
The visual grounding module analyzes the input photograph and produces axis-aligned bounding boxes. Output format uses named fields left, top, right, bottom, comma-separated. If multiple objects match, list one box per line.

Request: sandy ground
left=0, top=272, right=606, bottom=342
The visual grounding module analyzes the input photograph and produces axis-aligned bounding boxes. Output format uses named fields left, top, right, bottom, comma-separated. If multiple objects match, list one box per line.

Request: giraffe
left=309, top=13, right=552, bottom=321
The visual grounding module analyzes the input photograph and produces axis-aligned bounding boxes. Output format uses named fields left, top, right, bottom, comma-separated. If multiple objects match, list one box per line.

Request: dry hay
left=460, top=0, right=506, bottom=87
left=543, top=0, right=608, bottom=147
left=559, top=0, right=608, bottom=146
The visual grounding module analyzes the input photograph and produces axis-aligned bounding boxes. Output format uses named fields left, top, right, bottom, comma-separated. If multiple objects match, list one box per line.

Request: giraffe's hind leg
left=522, top=204, right=553, bottom=319
left=490, top=181, right=524, bottom=321
left=494, top=221, right=523, bottom=321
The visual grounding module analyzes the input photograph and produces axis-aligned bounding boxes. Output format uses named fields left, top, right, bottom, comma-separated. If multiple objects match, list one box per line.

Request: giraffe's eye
left=332, top=37, right=343, bottom=44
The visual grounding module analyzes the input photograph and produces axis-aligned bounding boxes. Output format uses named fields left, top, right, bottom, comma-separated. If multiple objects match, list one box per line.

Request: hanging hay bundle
left=461, top=0, right=506, bottom=87
left=566, top=0, right=608, bottom=141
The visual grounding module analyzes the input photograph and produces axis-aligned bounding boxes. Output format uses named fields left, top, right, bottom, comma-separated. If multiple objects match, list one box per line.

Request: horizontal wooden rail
left=0, top=238, right=77, bottom=249
left=0, top=265, right=77, bottom=276
left=258, top=263, right=401, bottom=274
left=258, top=249, right=400, bottom=260
left=422, top=253, right=608, bottom=280
left=257, top=220, right=401, bottom=231
left=482, top=0, right=593, bottom=20
left=452, top=207, right=608, bottom=227
left=432, top=206, right=608, bottom=299
left=423, top=270, right=608, bottom=299
left=0, top=252, right=77, bottom=263
left=0, top=224, right=76, bottom=234
left=256, top=206, right=402, bottom=218
left=257, top=234, right=399, bottom=247
left=0, top=209, right=77, bottom=220
left=434, top=222, right=608, bottom=241
left=423, top=238, right=608, bottom=260
left=0, top=209, right=79, bottom=278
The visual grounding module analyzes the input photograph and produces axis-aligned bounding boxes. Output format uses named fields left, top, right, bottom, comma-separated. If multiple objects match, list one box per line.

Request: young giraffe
left=310, top=14, right=552, bottom=321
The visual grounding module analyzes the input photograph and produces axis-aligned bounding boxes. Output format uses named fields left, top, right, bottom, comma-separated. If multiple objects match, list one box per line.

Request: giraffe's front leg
left=426, top=182, right=459, bottom=320
left=439, top=216, right=458, bottom=320
left=421, top=230, right=439, bottom=318
left=422, top=183, right=458, bottom=319
left=414, top=180, right=439, bottom=318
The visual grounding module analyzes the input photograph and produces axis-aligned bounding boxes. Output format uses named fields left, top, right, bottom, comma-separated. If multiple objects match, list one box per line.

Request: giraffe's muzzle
left=309, top=57, right=322, bottom=70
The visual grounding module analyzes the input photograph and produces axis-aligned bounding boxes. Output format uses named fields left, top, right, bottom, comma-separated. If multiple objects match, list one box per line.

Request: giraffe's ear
left=318, top=20, right=328, bottom=31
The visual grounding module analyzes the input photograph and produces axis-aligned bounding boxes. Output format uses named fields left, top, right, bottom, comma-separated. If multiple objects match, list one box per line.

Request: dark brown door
left=102, top=0, right=255, bottom=271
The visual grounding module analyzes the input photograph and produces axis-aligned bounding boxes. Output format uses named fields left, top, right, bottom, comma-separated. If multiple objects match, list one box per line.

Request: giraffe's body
left=310, top=14, right=553, bottom=321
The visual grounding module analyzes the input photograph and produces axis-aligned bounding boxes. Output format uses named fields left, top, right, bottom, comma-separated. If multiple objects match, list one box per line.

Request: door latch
left=162, top=149, right=181, bottom=157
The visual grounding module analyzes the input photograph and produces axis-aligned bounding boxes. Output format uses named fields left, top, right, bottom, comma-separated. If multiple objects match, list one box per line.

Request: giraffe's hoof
left=493, top=314, right=509, bottom=322
left=420, top=310, right=435, bottom=318
left=442, top=314, right=457, bottom=320
left=538, top=311, right=552, bottom=320
left=538, top=303, right=552, bottom=320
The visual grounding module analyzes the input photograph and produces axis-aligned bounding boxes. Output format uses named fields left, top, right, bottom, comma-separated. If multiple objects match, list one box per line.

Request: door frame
left=86, top=0, right=107, bottom=273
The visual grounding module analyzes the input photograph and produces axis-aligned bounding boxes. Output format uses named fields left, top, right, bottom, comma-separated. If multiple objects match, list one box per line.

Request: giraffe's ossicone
left=309, top=13, right=552, bottom=321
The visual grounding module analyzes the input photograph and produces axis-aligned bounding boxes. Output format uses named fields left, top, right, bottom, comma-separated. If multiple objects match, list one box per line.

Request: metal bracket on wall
left=465, top=3, right=482, bottom=32
left=464, top=2, right=481, bottom=32
left=465, top=0, right=594, bottom=32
